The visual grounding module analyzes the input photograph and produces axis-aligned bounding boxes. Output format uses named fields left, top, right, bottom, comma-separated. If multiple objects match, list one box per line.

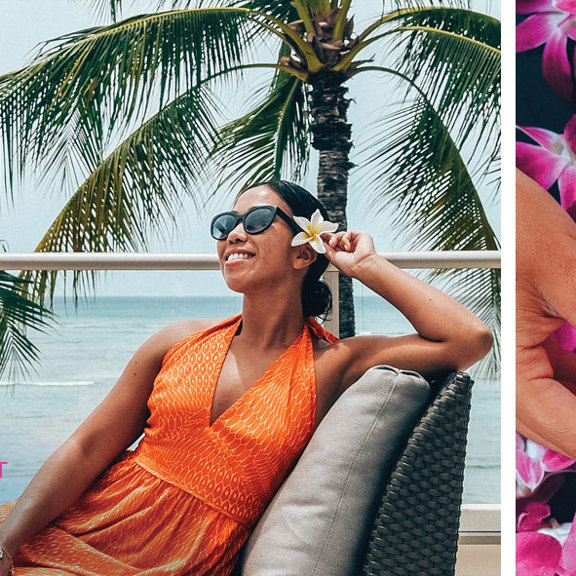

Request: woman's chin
left=222, top=274, right=253, bottom=294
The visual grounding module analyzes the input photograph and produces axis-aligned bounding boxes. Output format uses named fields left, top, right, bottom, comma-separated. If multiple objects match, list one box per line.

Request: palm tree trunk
left=309, top=71, right=355, bottom=338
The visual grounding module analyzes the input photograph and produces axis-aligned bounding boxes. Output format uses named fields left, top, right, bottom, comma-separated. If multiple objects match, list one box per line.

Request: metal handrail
left=0, top=250, right=501, bottom=336
left=0, top=251, right=501, bottom=270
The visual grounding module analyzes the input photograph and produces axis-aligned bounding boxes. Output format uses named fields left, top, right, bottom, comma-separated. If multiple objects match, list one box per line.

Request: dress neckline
left=207, top=316, right=309, bottom=428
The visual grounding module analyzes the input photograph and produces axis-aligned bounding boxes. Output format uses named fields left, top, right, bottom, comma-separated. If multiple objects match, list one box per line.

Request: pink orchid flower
left=517, top=433, right=574, bottom=498
left=516, top=115, right=576, bottom=214
left=517, top=531, right=563, bottom=576
left=517, top=519, right=576, bottom=576
left=517, top=465, right=576, bottom=575
left=517, top=0, right=576, bottom=99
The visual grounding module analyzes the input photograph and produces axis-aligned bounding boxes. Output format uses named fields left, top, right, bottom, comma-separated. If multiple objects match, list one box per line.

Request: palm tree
left=0, top=0, right=500, bottom=376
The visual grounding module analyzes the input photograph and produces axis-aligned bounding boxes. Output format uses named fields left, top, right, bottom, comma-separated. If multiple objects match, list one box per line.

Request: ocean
left=0, top=296, right=500, bottom=504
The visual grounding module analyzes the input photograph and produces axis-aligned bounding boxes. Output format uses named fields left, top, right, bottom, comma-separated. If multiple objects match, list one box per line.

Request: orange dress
left=0, top=315, right=337, bottom=576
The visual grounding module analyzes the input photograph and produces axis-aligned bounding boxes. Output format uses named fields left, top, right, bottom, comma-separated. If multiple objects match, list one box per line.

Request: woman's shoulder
left=142, top=318, right=227, bottom=365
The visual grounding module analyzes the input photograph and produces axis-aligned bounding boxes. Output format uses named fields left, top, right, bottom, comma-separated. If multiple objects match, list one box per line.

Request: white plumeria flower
left=291, top=209, right=338, bottom=254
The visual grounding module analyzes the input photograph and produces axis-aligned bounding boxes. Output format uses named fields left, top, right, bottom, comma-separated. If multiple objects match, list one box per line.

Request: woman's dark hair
left=242, top=180, right=333, bottom=320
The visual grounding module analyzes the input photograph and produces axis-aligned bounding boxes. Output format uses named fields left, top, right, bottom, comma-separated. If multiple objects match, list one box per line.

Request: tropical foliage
left=0, top=0, right=500, bottom=376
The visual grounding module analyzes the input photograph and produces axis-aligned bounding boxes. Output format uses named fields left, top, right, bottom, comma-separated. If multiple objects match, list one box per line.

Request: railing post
left=323, top=269, right=339, bottom=337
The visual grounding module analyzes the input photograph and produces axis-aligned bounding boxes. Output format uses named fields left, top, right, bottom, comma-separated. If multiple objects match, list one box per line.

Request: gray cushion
left=239, top=365, right=430, bottom=576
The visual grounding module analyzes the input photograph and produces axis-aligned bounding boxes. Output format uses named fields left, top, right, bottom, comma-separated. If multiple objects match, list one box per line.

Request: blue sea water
left=0, top=296, right=500, bottom=504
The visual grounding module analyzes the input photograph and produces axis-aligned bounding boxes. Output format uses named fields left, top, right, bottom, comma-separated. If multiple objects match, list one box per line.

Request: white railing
left=0, top=250, right=501, bottom=336
left=0, top=250, right=501, bottom=270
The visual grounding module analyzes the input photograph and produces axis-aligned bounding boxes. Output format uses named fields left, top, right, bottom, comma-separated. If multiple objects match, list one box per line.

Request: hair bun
left=302, top=276, right=332, bottom=320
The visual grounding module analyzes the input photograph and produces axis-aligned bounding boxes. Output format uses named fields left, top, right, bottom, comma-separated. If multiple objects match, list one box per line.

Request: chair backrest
left=237, top=366, right=474, bottom=576
left=361, top=370, right=473, bottom=576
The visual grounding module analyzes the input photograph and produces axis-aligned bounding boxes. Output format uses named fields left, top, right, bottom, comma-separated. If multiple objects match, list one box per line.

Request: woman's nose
left=227, top=221, right=247, bottom=243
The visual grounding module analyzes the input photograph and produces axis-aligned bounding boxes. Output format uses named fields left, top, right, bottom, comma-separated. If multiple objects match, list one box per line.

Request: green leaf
left=153, top=0, right=299, bottom=21
left=21, top=81, right=222, bottom=306
left=357, top=7, right=500, bottom=185
left=0, top=272, right=52, bottom=380
left=78, top=0, right=125, bottom=21
left=0, top=7, right=257, bottom=198
left=357, top=68, right=499, bottom=373
left=211, top=59, right=311, bottom=192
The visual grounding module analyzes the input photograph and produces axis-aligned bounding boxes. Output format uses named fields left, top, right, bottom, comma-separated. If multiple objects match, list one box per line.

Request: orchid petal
left=309, top=235, right=326, bottom=254
left=560, top=520, right=576, bottom=574
left=526, top=438, right=547, bottom=461
left=518, top=500, right=552, bottom=532
left=517, top=431, right=527, bottom=450
left=293, top=215, right=312, bottom=232
left=556, top=321, right=576, bottom=352
left=291, top=232, right=311, bottom=246
left=517, top=13, right=564, bottom=51
left=517, top=532, right=562, bottom=576
left=543, top=448, right=576, bottom=472
left=517, top=0, right=556, bottom=14
left=558, top=164, right=576, bottom=213
left=516, top=141, right=568, bottom=189
left=543, top=30, right=576, bottom=100
left=564, top=115, right=576, bottom=151
left=517, top=444, right=546, bottom=491
left=541, top=521, right=573, bottom=544
left=557, top=0, right=576, bottom=15
left=518, top=124, right=563, bottom=151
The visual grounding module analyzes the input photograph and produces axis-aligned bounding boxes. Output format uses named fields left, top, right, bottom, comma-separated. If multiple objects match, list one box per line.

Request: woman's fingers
left=324, top=231, right=353, bottom=249
left=517, top=341, right=576, bottom=458
left=517, top=374, right=576, bottom=459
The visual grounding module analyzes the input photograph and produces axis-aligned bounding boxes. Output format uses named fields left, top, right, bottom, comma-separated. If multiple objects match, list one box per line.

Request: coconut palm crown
left=0, top=0, right=500, bottom=376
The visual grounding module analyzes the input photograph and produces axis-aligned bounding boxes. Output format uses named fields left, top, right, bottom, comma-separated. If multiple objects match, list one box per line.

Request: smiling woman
left=0, top=180, right=492, bottom=576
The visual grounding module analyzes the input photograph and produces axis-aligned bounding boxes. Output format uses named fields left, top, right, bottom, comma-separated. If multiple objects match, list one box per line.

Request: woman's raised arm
left=321, top=231, right=493, bottom=388
left=0, top=319, right=214, bottom=570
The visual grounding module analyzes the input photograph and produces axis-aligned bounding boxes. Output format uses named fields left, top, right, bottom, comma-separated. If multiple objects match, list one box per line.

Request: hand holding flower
left=321, top=230, right=378, bottom=278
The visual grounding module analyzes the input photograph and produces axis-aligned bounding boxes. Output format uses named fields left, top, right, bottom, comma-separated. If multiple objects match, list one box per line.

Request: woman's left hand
left=322, top=231, right=377, bottom=278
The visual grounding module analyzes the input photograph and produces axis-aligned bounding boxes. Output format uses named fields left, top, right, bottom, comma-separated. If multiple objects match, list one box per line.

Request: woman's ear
left=292, top=244, right=318, bottom=270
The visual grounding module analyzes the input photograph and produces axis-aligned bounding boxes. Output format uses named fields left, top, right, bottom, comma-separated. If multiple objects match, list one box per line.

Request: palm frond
left=0, top=272, right=52, bottom=380
left=360, top=70, right=498, bottom=252
left=357, top=67, right=499, bottom=369
left=382, top=0, right=471, bottom=12
left=21, top=81, right=222, bottom=306
left=145, top=0, right=300, bottom=21
left=368, top=7, right=500, bottom=182
left=0, top=7, right=257, bottom=198
left=220, top=0, right=299, bottom=21
left=340, top=7, right=500, bottom=173
left=79, top=0, right=125, bottom=21
left=211, top=58, right=311, bottom=192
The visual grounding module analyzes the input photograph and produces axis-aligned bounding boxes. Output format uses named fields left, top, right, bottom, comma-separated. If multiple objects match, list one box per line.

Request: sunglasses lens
left=211, top=213, right=238, bottom=240
left=244, top=207, right=275, bottom=234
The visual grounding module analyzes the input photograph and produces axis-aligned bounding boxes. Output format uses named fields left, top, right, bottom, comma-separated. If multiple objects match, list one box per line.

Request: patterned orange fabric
left=0, top=315, right=337, bottom=575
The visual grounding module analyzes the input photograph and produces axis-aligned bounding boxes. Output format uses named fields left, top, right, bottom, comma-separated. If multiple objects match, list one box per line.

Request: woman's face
left=216, top=186, right=300, bottom=294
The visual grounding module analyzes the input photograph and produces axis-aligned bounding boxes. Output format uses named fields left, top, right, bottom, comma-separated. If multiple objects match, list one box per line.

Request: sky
left=0, top=0, right=501, bottom=297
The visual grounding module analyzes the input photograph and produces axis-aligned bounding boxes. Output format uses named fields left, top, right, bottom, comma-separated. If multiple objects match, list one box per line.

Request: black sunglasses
left=210, top=205, right=300, bottom=241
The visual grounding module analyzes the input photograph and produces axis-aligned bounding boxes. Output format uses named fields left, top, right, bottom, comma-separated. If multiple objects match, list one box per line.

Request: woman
left=0, top=180, right=492, bottom=576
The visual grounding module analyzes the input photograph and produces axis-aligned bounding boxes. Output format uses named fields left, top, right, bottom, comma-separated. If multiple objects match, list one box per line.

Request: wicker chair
left=360, top=371, right=473, bottom=576
left=237, top=369, right=473, bottom=576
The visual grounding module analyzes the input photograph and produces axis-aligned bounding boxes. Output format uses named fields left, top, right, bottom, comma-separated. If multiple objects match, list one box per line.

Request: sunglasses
left=210, top=205, right=300, bottom=241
